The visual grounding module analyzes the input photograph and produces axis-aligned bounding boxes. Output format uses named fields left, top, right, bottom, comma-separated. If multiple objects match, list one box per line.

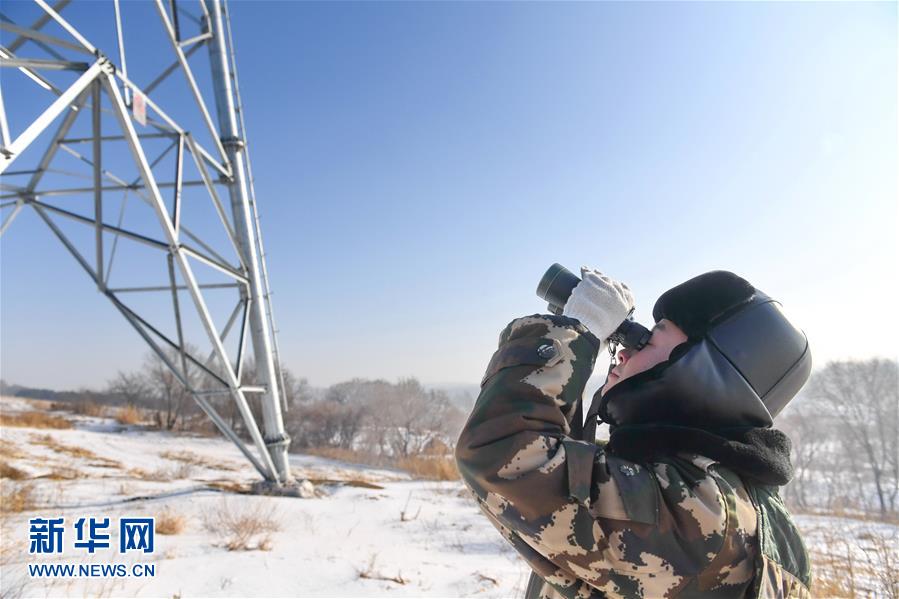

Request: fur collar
left=605, top=424, right=794, bottom=486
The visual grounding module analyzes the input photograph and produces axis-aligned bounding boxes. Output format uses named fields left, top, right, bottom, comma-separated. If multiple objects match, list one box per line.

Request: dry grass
left=115, top=404, right=142, bottom=426
left=795, top=505, right=899, bottom=526
left=806, top=524, right=898, bottom=598
left=31, top=434, right=96, bottom=459
left=49, top=399, right=106, bottom=417
left=0, top=481, right=35, bottom=513
left=130, top=462, right=194, bottom=482
left=396, top=456, right=459, bottom=481
left=178, top=414, right=219, bottom=436
left=29, top=434, right=123, bottom=472
left=202, top=498, right=280, bottom=551
left=160, top=450, right=235, bottom=471
left=0, top=439, right=27, bottom=461
left=155, top=508, right=187, bottom=535
left=28, top=434, right=122, bottom=470
left=1, top=463, right=28, bottom=480
left=168, top=462, right=195, bottom=479
left=126, top=467, right=150, bottom=480
left=303, top=447, right=459, bottom=481
left=42, top=466, right=83, bottom=481
left=305, top=446, right=386, bottom=467
left=862, top=530, right=899, bottom=599
left=305, top=477, right=384, bottom=490
left=0, top=518, right=30, bottom=598
left=20, top=398, right=55, bottom=412
left=0, top=411, right=72, bottom=429
left=78, top=400, right=105, bottom=417
left=205, top=480, right=253, bottom=494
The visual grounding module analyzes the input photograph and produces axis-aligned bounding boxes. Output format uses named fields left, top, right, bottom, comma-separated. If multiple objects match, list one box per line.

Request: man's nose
left=618, top=348, right=633, bottom=365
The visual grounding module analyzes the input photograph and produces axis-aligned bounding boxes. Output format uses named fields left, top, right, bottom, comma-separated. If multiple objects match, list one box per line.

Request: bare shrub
left=177, top=413, right=218, bottom=436
left=202, top=498, right=280, bottom=551
left=0, top=411, right=72, bottom=429
left=115, top=404, right=142, bottom=425
left=171, top=462, right=195, bottom=479
left=399, top=492, right=421, bottom=522
left=356, top=554, right=408, bottom=585
left=155, top=508, right=186, bottom=535
left=72, top=400, right=105, bottom=417
left=860, top=529, right=899, bottom=599
left=0, top=481, right=35, bottom=513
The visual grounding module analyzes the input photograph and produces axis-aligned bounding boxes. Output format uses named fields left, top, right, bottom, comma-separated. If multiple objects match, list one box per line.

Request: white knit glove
left=562, top=267, right=635, bottom=342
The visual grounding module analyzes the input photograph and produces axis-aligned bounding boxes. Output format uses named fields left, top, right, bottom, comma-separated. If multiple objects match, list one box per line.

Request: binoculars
left=536, top=263, right=651, bottom=351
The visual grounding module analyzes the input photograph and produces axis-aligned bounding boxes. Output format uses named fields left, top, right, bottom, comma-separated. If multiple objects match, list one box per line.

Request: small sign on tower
left=132, top=91, right=147, bottom=126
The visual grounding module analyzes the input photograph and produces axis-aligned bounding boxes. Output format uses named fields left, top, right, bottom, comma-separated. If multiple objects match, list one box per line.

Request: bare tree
left=145, top=350, right=192, bottom=430
left=239, top=359, right=315, bottom=428
left=107, top=370, right=151, bottom=406
left=109, top=346, right=211, bottom=431
left=375, top=378, right=461, bottom=458
left=805, top=358, right=899, bottom=517
left=779, top=397, right=824, bottom=511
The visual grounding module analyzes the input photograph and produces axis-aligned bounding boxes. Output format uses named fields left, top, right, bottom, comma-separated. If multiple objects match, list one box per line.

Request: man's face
left=600, top=318, right=688, bottom=396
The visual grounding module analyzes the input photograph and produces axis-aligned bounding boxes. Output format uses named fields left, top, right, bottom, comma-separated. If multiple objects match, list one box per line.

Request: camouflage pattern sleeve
left=455, top=314, right=756, bottom=598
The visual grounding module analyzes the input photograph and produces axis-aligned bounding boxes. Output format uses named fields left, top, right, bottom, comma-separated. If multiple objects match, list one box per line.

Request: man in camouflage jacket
left=455, top=270, right=812, bottom=598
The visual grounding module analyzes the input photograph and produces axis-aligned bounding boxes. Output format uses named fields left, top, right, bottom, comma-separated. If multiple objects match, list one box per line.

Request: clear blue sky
left=1, top=1, right=896, bottom=391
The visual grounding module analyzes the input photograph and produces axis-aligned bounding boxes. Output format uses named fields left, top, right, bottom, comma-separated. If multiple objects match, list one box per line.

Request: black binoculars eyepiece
left=536, top=263, right=651, bottom=351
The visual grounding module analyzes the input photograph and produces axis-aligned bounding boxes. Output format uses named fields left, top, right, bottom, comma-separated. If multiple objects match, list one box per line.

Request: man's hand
left=562, top=267, right=635, bottom=342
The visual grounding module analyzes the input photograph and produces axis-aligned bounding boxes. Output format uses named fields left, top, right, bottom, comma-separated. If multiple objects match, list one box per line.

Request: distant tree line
left=285, top=377, right=466, bottom=459
left=779, top=357, right=898, bottom=519
left=3, top=348, right=467, bottom=461
left=16, top=352, right=892, bottom=519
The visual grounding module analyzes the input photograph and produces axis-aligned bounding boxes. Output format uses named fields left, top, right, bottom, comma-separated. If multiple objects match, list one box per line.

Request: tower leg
left=204, top=0, right=291, bottom=484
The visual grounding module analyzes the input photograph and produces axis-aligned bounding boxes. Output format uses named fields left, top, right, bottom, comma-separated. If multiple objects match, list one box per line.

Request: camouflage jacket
left=455, top=314, right=811, bottom=599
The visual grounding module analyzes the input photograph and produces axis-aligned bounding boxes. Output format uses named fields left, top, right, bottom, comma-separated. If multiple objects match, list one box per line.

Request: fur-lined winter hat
left=652, top=271, right=756, bottom=339
left=598, top=270, right=812, bottom=428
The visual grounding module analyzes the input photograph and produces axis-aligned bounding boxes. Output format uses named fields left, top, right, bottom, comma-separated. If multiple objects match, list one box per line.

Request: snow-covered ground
left=0, top=397, right=530, bottom=597
left=1, top=396, right=896, bottom=598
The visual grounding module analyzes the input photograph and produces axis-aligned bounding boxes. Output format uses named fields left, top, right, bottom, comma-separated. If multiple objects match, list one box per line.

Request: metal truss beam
left=101, top=69, right=279, bottom=480
left=0, top=59, right=103, bottom=174
left=5, top=0, right=71, bottom=53
left=2, top=0, right=294, bottom=486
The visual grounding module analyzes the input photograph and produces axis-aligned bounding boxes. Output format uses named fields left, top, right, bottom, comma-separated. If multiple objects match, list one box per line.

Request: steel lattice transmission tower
left=0, top=0, right=293, bottom=484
